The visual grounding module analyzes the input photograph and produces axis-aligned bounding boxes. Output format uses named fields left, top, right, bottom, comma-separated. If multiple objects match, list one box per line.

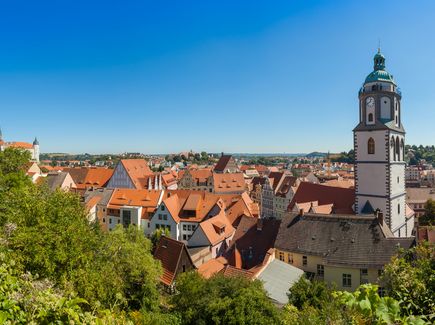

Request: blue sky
left=1, top=0, right=434, bottom=154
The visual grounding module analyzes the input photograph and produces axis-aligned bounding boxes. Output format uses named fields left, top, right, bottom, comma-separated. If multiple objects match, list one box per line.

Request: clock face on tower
left=366, top=97, right=375, bottom=109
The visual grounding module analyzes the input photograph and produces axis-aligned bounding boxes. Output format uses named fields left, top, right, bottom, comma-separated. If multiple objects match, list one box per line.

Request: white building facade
left=354, top=50, right=413, bottom=237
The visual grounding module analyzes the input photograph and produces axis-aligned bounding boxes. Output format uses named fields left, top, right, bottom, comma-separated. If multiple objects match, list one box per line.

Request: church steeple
left=353, top=50, right=411, bottom=238
left=373, top=48, right=386, bottom=71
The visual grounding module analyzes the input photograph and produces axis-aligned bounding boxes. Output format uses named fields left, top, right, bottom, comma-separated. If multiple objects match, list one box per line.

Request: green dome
left=364, top=49, right=396, bottom=85
left=365, top=69, right=395, bottom=84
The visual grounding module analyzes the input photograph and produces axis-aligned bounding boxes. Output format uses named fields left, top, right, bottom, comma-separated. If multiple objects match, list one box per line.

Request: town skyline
left=1, top=0, right=435, bottom=153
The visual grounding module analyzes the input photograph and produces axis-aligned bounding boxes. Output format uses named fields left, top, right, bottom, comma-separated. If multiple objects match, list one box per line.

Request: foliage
left=284, top=277, right=431, bottom=325
left=419, top=199, right=435, bottom=226
left=171, top=272, right=281, bottom=325
left=406, top=145, right=435, bottom=166
left=0, top=148, right=32, bottom=194
left=151, top=227, right=171, bottom=249
left=287, top=277, right=332, bottom=309
left=381, top=244, right=435, bottom=317
left=0, top=250, right=95, bottom=324
left=0, top=186, right=162, bottom=312
left=334, top=284, right=427, bottom=324
left=284, top=277, right=360, bottom=324
left=330, top=149, right=355, bottom=163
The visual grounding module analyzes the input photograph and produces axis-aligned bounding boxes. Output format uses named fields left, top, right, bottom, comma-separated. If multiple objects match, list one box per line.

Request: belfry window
left=395, top=137, right=400, bottom=161
left=368, top=138, right=375, bottom=154
left=368, top=113, right=374, bottom=122
left=401, top=139, right=405, bottom=160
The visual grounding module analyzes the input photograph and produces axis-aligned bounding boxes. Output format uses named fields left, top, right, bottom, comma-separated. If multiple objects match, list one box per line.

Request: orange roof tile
left=199, top=211, right=235, bottom=246
left=289, top=182, right=355, bottom=214
left=7, top=141, right=33, bottom=149
left=154, top=236, right=194, bottom=286
left=120, top=159, right=153, bottom=189
left=197, top=258, right=226, bottom=279
left=212, top=173, right=245, bottom=193
left=108, top=188, right=163, bottom=219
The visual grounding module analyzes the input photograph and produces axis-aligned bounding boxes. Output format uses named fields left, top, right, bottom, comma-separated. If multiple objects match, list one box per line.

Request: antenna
left=378, top=39, right=381, bottom=52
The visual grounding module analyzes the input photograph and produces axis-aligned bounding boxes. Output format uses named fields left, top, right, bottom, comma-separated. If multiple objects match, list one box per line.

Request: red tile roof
left=199, top=211, right=235, bottom=246
left=120, top=159, right=153, bottom=189
left=108, top=188, right=163, bottom=219
left=214, top=155, right=234, bottom=172
left=154, top=236, right=194, bottom=286
left=7, top=141, right=33, bottom=149
left=288, top=182, right=355, bottom=214
left=417, top=226, right=435, bottom=244
left=226, top=216, right=281, bottom=270
left=213, top=173, right=245, bottom=193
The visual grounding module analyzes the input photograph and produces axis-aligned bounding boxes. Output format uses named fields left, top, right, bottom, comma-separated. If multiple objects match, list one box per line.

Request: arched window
left=368, top=113, right=374, bottom=122
left=395, top=137, right=400, bottom=161
left=390, top=137, right=395, bottom=161
left=401, top=139, right=405, bottom=161
left=368, top=138, right=375, bottom=155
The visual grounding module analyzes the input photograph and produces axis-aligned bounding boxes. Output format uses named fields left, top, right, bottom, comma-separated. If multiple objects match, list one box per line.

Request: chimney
left=377, top=211, right=384, bottom=225
left=299, top=208, right=304, bottom=216
left=257, top=218, right=263, bottom=231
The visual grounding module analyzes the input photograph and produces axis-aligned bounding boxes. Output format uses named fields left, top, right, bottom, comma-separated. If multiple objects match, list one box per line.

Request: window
left=279, top=252, right=285, bottom=261
left=401, top=139, right=405, bottom=160
left=118, top=220, right=120, bottom=224
left=288, top=254, right=293, bottom=264
left=183, top=234, right=187, bottom=240
left=360, top=268, right=368, bottom=277
left=102, top=218, right=106, bottom=223
left=378, top=269, right=383, bottom=277
left=163, top=215, right=167, bottom=221
left=182, top=265, right=186, bottom=272
left=368, top=113, right=374, bottom=122
left=183, top=224, right=187, bottom=231
left=158, top=214, right=162, bottom=220
left=302, top=256, right=307, bottom=266
left=317, top=264, right=324, bottom=277
left=122, top=210, right=131, bottom=228
left=368, top=138, right=375, bottom=154
left=160, top=205, right=165, bottom=211
left=398, top=204, right=400, bottom=214
left=396, top=137, right=400, bottom=161
left=109, top=218, right=112, bottom=224
left=342, top=274, right=352, bottom=287
left=187, top=225, right=192, bottom=231
left=378, top=287, right=385, bottom=297
left=397, top=176, right=399, bottom=184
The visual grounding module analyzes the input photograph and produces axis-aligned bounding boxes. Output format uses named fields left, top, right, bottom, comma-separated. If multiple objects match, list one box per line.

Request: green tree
left=419, top=199, right=435, bottom=226
left=171, top=272, right=281, bottom=325
left=381, top=244, right=435, bottom=317
left=334, top=284, right=427, bottom=324
left=0, top=148, right=32, bottom=194
left=0, top=185, right=162, bottom=312
left=0, top=250, right=95, bottom=324
left=287, top=277, right=332, bottom=309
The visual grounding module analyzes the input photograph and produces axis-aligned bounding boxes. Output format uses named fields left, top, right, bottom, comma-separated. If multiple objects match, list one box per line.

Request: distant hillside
left=306, top=152, right=327, bottom=158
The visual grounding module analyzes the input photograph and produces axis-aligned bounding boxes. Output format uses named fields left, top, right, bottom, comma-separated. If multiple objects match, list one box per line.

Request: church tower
left=354, top=49, right=413, bottom=237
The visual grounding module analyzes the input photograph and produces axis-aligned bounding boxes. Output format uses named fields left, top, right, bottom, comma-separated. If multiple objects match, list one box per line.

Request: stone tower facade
left=354, top=50, right=413, bottom=237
